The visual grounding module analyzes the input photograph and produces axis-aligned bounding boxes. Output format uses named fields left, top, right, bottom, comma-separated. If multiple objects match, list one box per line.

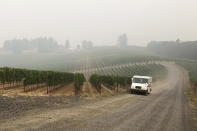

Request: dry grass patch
left=182, top=67, right=197, bottom=123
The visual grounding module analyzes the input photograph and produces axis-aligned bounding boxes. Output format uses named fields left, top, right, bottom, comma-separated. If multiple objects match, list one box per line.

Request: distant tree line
left=2, top=37, right=95, bottom=53
left=147, top=39, right=197, bottom=60
left=3, top=37, right=59, bottom=54
left=81, top=40, right=93, bottom=49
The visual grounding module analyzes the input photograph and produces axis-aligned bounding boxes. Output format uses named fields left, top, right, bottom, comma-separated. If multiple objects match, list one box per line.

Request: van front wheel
left=144, top=90, right=148, bottom=96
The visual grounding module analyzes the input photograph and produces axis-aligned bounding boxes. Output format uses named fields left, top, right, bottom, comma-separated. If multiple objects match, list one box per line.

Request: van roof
left=132, top=75, right=152, bottom=79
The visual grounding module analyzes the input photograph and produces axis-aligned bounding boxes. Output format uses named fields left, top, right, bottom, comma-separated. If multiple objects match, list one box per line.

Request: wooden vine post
left=46, top=75, right=49, bottom=94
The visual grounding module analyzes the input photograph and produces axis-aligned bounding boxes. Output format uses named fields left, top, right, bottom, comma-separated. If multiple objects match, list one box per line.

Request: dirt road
left=0, top=63, right=196, bottom=131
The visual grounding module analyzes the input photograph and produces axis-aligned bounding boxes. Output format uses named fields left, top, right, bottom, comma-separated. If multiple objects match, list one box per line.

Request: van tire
left=144, top=90, right=148, bottom=96
left=130, top=89, right=133, bottom=94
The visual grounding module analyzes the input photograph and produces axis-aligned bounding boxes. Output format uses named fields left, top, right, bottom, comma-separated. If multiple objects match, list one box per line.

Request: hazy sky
left=0, top=0, right=197, bottom=47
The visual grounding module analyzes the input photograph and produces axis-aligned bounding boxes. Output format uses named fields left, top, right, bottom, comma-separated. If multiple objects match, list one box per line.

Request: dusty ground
left=0, top=83, right=75, bottom=96
left=0, top=62, right=196, bottom=131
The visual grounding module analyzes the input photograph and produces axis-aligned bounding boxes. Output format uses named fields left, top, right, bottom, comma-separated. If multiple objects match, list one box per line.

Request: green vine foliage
left=74, top=73, right=85, bottom=94
left=0, top=67, right=78, bottom=92
left=0, top=70, right=5, bottom=84
left=0, top=67, right=25, bottom=85
left=100, top=75, right=115, bottom=87
left=89, top=74, right=102, bottom=92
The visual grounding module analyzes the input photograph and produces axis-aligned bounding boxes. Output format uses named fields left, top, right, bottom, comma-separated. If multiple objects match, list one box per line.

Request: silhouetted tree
left=176, top=38, right=180, bottom=44
left=65, top=40, right=70, bottom=49
left=81, top=40, right=93, bottom=49
left=77, top=44, right=81, bottom=49
left=117, top=34, right=128, bottom=47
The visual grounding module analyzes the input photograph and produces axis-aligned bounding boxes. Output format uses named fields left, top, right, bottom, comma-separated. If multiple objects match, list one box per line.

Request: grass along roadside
left=183, top=68, right=197, bottom=124
left=177, top=61, right=197, bottom=123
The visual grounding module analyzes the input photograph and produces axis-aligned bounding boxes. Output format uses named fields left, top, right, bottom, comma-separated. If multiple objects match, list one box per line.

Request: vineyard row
left=0, top=67, right=85, bottom=94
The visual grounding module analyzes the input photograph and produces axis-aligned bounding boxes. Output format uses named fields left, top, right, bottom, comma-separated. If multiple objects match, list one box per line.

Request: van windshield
left=133, top=78, right=148, bottom=84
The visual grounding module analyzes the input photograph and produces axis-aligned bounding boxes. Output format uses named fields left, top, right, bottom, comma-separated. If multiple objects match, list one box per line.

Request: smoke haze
left=0, top=0, right=197, bottom=47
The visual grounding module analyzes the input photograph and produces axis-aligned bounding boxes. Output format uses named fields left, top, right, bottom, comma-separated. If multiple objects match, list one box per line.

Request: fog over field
left=0, top=0, right=197, bottom=70
left=0, top=0, right=197, bottom=47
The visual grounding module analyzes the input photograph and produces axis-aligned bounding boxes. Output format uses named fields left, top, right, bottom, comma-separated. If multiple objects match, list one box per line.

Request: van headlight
left=142, top=86, right=147, bottom=90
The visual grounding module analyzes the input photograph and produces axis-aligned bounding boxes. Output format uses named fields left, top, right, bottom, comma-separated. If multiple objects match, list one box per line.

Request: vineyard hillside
left=0, top=61, right=168, bottom=97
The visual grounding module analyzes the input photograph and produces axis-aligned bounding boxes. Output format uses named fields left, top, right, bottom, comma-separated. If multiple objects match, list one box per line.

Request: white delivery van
left=131, top=75, right=152, bottom=95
